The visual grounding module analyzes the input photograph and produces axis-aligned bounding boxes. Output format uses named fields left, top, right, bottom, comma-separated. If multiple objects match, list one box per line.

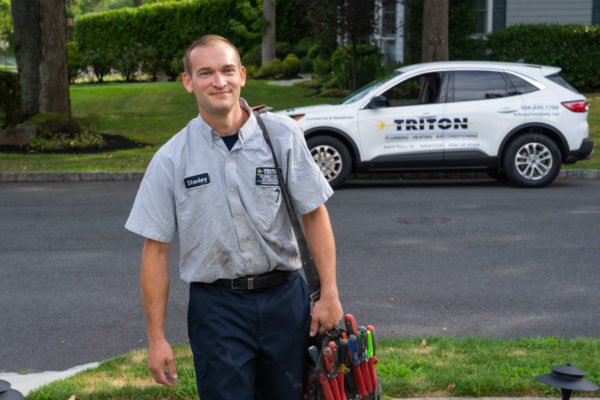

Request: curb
left=1, top=170, right=599, bottom=183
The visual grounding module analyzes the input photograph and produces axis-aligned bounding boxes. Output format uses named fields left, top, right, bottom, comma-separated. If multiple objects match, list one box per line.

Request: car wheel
left=306, top=136, right=352, bottom=189
left=502, top=134, right=561, bottom=188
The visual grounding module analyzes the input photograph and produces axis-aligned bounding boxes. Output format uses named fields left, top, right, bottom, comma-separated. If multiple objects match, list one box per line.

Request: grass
left=24, top=336, right=600, bottom=399
left=0, top=80, right=337, bottom=172
left=0, top=80, right=599, bottom=172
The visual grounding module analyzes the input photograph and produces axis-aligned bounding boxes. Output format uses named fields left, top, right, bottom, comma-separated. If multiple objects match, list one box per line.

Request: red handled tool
left=348, top=334, right=368, bottom=397
left=319, top=373, right=335, bottom=400
left=358, top=326, right=374, bottom=393
left=344, top=314, right=357, bottom=337
left=323, top=346, right=342, bottom=400
left=367, top=325, right=379, bottom=391
left=328, top=341, right=347, bottom=400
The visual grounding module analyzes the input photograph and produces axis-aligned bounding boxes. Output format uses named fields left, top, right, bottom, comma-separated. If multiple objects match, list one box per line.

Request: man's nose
left=212, top=72, right=227, bottom=87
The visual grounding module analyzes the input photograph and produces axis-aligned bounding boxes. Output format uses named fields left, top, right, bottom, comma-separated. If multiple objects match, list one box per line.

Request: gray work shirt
left=125, top=99, right=333, bottom=283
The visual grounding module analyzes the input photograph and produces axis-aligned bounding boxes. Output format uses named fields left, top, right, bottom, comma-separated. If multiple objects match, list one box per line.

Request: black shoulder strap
left=253, top=110, right=321, bottom=303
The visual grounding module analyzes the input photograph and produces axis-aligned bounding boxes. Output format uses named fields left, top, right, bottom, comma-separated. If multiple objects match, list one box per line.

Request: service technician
left=125, top=34, right=343, bottom=400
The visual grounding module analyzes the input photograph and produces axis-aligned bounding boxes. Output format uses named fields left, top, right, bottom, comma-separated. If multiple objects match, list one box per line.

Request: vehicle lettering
left=384, top=117, right=471, bottom=131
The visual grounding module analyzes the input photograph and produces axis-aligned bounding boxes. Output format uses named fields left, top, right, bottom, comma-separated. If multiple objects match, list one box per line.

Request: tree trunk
left=10, top=0, right=71, bottom=120
left=10, top=0, right=42, bottom=120
left=261, top=0, right=276, bottom=66
left=39, top=0, right=70, bottom=116
left=421, top=0, right=448, bottom=63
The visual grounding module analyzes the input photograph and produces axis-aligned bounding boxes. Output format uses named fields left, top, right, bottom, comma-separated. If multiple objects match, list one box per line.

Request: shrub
left=0, top=70, right=20, bottom=128
left=257, top=58, right=282, bottom=78
left=282, top=53, right=300, bottom=77
left=113, top=45, right=141, bottom=82
left=83, top=49, right=113, bottom=83
left=312, top=55, right=331, bottom=82
left=275, top=41, right=293, bottom=59
left=242, top=44, right=262, bottom=67
left=17, top=112, right=105, bottom=153
left=299, top=55, right=313, bottom=73
left=167, top=56, right=183, bottom=81
left=487, top=24, right=600, bottom=89
left=67, top=42, right=84, bottom=83
left=294, top=37, right=316, bottom=58
left=331, top=44, right=383, bottom=90
left=140, top=46, right=164, bottom=81
left=74, top=0, right=262, bottom=82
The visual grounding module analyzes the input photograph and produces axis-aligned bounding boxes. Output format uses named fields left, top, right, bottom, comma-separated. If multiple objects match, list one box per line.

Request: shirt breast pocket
left=250, top=186, right=282, bottom=230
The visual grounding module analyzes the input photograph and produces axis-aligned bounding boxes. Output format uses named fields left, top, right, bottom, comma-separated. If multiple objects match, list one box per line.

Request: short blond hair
left=183, top=35, right=242, bottom=75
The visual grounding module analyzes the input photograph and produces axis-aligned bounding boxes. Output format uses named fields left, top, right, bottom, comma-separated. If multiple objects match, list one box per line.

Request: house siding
left=506, top=0, right=593, bottom=25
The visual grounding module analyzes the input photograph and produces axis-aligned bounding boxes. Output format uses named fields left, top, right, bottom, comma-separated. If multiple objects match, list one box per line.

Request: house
left=372, top=0, right=600, bottom=65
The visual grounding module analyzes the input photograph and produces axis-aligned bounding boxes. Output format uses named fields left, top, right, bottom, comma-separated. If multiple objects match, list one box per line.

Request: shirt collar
left=197, top=98, right=259, bottom=149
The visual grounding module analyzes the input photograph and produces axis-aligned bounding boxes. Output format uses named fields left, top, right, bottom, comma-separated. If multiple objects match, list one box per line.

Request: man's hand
left=148, top=338, right=178, bottom=387
left=310, top=292, right=343, bottom=336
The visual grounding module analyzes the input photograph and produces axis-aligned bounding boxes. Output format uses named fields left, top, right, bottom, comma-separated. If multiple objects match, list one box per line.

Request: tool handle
left=319, top=373, right=335, bottom=400
left=336, top=371, right=347, bottom=400
left=368, top=357, right=378, bottom=392
left=329, top=376, right=342, bottom=400
left=352, top=363, right=368, bottom=397
left=338, top=339, right=349, bottom=367
left=367, top=325, right=376, bottom=356
left=361, top=361, right=373, bottom=393
left=344, top=314, right=357, bottom=337
left=348, top=335, right=360, bottom=366
left=323, top=346, right=335, bottom=376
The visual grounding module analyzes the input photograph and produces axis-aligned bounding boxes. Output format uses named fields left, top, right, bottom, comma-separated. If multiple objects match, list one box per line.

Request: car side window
left=505, top=73, right=539, bottom=95
left=379, top=72, right=442, bottom=107
left=451, top=71, right=509, bottom=102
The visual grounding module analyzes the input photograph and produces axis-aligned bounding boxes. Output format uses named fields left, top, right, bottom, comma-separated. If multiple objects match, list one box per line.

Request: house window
left=475, top=0, right=487, bottom=34
left=381, top=0, right=397, bottom=37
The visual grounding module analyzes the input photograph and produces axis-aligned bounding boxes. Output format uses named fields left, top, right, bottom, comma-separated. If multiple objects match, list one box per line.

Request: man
left=125, top=35, right=343, bottom=400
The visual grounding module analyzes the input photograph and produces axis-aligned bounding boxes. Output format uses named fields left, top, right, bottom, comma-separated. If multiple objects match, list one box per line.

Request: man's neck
left=200, top=105, right=249, bottom=137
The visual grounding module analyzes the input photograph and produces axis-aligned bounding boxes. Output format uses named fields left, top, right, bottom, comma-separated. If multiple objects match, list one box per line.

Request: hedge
left=74, top=0, right=261, bottom=80
left=487, top=24, right=600, bottom=90
left=331, top=44, right=383, bottom=90
left=0, top=70, right=20, bottom=128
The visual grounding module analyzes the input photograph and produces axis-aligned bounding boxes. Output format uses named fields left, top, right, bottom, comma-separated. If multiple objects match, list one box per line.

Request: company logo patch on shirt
left=255, top=167, right=279, bottom=186
left=184, top=173, right=211, bottom=190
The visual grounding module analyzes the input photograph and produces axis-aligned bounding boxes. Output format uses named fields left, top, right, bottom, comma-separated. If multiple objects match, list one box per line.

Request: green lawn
left=1, top=81, right=599, bottom=172
left=25, top=336, right=600, bottom=399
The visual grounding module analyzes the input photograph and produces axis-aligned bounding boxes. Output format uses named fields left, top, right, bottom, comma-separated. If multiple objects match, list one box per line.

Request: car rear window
left=505, top=73, right=539, bottom=95
left=546, top=73, right=580, bottom=93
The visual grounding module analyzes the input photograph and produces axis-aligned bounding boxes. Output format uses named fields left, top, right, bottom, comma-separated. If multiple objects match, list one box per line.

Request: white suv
left=278, top=61, right=593, bottom=188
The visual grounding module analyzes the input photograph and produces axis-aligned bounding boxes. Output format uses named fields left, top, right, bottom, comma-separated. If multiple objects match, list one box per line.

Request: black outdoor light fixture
left=0, top=380, right=23, bottom=400
left=536, top=363, right=599, bottom=400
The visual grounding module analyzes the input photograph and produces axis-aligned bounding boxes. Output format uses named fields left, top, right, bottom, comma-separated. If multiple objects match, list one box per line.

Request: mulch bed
left=0, top=133, right=149, bottom=154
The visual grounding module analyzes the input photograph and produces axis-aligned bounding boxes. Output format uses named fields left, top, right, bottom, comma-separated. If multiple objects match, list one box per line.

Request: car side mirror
left=366, top=95, right=389, bottom=109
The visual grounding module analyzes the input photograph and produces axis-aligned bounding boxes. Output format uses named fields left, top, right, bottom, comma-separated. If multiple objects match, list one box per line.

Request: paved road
left=1, top=178, right=599, bottom=372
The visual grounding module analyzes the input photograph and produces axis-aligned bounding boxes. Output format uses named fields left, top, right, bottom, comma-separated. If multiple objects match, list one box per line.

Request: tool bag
left=253, top=108, right=381, bottom=400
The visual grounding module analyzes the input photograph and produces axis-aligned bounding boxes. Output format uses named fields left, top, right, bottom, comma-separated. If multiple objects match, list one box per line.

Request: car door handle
left=418, top=115, right=437, bottom=119
left=498, top=107, right=518, bottom=113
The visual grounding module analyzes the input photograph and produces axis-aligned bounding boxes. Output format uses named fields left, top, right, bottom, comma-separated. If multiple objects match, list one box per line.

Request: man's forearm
left=140, top=238, right=171, bottom=342
left=302, top=204, right=337, bottom=296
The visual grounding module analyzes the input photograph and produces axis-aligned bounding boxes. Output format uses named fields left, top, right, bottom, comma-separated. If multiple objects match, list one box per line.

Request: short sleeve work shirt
left=125, top=99, right=333, bottom=283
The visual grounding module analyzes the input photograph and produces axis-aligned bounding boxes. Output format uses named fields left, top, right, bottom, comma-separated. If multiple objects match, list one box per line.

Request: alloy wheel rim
left=311, top=144, right=343, bottom=181
left=514, top=142, right=553, bottom=180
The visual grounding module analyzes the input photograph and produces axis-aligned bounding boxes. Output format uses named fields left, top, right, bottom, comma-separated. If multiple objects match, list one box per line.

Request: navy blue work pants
left=188, top=272, right=310, bottom=400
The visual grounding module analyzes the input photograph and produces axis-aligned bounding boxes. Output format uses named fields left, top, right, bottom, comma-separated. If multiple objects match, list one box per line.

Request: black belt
left=210, top=270, right=295, bottom=290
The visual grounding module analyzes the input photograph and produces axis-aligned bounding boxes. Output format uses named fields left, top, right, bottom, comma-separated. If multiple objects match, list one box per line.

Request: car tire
left=502, top=133, right=561, bottom=188
left=306, top=136, right=352, bottom=189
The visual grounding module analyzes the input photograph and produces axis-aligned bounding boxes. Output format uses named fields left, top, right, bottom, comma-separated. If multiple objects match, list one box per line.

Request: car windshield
left=342, top=71, right=402, bottom=104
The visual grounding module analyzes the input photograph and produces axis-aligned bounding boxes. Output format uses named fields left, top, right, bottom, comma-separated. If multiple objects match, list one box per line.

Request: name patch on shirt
left=255, top=167, right=279, bottom=186
left=184, top=173, right=211, bottom=190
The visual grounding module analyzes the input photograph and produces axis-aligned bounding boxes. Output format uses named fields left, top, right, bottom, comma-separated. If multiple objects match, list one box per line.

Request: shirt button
left=236, top=215, right=241, bottom=220
left=242, top=242, right=247, bottom=248
left=230, top=187, right=236, bottom=192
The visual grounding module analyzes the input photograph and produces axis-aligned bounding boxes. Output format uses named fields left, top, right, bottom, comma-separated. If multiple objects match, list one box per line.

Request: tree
left=11, top=0, right=70, bottom=119
left=306, top=0, right=378, bottom=90
left=261, top=0, right=275, bottom=66
left=421, top=0, right=448, bottom=62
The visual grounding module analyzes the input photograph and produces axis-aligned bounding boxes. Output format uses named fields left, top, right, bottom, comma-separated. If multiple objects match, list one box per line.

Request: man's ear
left=239, top=66, right=247, bottom=88
left=182, top=72, right=193, bottom=93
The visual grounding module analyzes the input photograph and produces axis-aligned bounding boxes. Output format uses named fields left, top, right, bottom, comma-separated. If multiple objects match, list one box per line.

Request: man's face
left=182, top=41, right=246, bottom=116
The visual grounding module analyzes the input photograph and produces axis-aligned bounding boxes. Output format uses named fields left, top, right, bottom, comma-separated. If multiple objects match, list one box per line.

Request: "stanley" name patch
left=184, top=173, right=211, bottom=189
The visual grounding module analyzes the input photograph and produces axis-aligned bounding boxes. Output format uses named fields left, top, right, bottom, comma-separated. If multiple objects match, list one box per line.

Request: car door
left=443, top=70, right=525, bottom=162
left=356, top=72, right=447, bottom=166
